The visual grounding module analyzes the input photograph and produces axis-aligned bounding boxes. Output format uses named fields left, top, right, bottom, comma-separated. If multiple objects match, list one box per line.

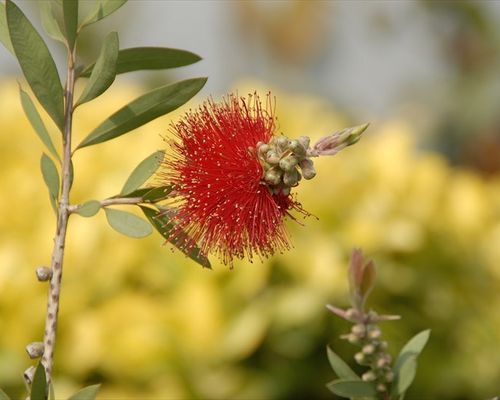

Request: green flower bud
left=283, top=168, right=300, bottom=187
left=275, top=136, right=289, bottom=150
left=266, top=151, right=280, bottom=164
left=258, top=143, right=270, bottom=156
left=299, top=158, right=316, bottom=180
left=298, top=135, right=310, bottom=149
left=264, top=168, right=282, bottom=186
left=289, top=139, right=306, bottom=156
left=362, top=344, right=375, bottom=355
left=362, top=371, right=377, bottom=382
left=279, top=156, right=299, bottom=171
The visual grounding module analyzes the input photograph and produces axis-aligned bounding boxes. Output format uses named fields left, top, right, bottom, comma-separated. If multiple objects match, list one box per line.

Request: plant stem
left=40, top=49, right=76, bottom=383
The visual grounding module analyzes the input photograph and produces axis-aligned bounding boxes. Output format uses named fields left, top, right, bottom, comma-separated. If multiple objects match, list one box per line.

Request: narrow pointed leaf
left=141, top=206, right=211, bottom=269
left=67, top=384, right=101, bottom=400
left=31, top=363, right=48, bottom=400
left=392, top=354, right=417, bottom=396
left=40, top=153, right=60, bottom=201
left=7, top=0, right=64, bottom=131
left=116, top=185, right=172, bottom=202
left=75, top=200, right=101, bottom=217
left=104, top=208, right=152, bottom=238
left=81, top=47, right=201, bottom=77
left=326, top=379, right=377, bottom=398
left=0, top=2, right=14, bottom=54
left=80, top=0, right=127, bottom=28
left=62, top=0, right=78, bottom=50
left=0, top=388, right=11, bottom=400
left=397, top=330, right=431, bottom=363
left=20, top=87, right=60, bottom=162
left=327, top=346, right=359, bottom=380
left=77, top=77, right=207, bottom=149
left=76, top=31, right=118, bottom=106
left=121, top=150, right=164, bottom=195
left=39, top=1, right=65, bottom=44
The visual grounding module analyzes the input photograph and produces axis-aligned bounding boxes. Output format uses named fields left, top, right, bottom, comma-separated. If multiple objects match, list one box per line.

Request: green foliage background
left=0, top=79, right=499, bottom=399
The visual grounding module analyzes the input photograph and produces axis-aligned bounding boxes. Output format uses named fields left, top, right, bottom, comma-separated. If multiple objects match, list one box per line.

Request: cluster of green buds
left=256, top=123, right=369, bottom=195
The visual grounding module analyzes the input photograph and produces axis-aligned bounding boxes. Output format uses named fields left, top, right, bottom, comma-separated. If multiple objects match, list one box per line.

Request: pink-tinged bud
left=348, top=248, right=376, bottom=310
left=308, top=123, right=369, bottom=157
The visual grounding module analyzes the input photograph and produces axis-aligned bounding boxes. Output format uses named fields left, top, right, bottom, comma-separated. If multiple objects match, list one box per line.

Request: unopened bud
left=279, top=156, right=299, bottom=172
left=25, top=342, right=44, bottom=359
left=345, top=308, right=359, bottom=321
left=266, top=151, right=280, bottom=165
left=257, top=143, right=270, bottom=156
left=275, top=136, right=289, bottom=149
left=367, top=326, right=381, bottom=339
left=283, top=169, right=300, bottom=187
left=354, top=352, right=365, bottom=364
left=362, top=344, right=375, bottom=355
left=299, top=158, right=316, bottom=180
left=346, top=333, right=360, bottom=345
left=362, top=371, right=377, bottom=382
left=36, top=267, right=52, bottom=282
left=376, top=383, right=387, bottom=393
left=298, top=135, right=310, bottom=149
left=351, top=324, right=365, bottom=337
left=376, top=356, right=389, bottom=368
left=23, top=366, right=36, bottom=385
left=289, top=140, right=306, bottom=156
left=384, top=371, right=394, bottom=382
left=264, top=168, right=282, bottom=186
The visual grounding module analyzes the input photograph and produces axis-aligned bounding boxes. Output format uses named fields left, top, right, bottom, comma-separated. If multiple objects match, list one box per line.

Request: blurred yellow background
left=1, top=1, right=500, bottom=399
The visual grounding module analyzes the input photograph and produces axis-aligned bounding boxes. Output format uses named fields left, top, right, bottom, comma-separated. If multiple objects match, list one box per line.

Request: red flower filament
left=159, top=93, right=306, bottom=265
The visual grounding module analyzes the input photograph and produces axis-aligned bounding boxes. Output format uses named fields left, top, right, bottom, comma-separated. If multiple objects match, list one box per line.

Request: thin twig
left=67, top=196, right=144, bottom=214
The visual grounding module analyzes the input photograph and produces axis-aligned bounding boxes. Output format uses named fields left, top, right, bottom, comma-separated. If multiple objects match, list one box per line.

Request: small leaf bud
left=36, top=267, right=52, bottom=282
left=23, top=366, right=35, bottom=385
left=354, top=352, right=365, bottom=364
left=345, top=308, right=359, bottom=321
left=362, top=371, right=377, bottom=382
left=367, top=326, right=381, bottom=339
left=351, top=324, right=365, bottom=337
left=25, top=342, right=44, bottom=359
left=362, top=344, right=375, bottom=355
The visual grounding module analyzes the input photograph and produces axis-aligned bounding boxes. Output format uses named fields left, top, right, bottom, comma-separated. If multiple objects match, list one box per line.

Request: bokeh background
left=1, top=1, right=500, bottom=399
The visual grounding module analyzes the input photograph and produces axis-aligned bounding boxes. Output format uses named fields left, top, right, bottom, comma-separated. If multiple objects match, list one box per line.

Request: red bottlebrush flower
left=159, top=93, right=306, bottom=265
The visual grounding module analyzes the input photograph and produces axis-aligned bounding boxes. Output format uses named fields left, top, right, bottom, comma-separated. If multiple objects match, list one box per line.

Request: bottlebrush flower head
left=158, top=92, right=367, bottom=266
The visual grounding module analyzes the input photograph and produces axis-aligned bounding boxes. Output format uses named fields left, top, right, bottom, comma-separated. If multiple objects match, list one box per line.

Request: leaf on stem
left=39, top=0, right=65, bottom=44
left=81, top=47, right=201, bottom=77
left=326, top=346, right=360, bottom=380
left=326, top=379, right=377, bottom=398
left=62, top=0, right=78, bottom=50
left=76, top=31, right=118, bottom=106
left=6, top=0, right=65, bottom=131
left=40, top=153, right=60, bottom=212
left=80, top=0, right=126, bottom=28
left=0, top=2, right=14, bottom=55
left=121, top=150, right=164, bottom=195
left=67, top=384, right=101, bottom=400
left=104, top=207, right=152, bottom=238
left=77, top=77, right=207, bottom=149
left=30, top=363, right=47, bottom=400
left=0, top=388, right=11, bottom=400
left=141, top=205, right=211, bottom=269
left=122, top=185, right=172, bottom=202
left=74, top=200, right=101, bottom=217
left=19, top=87, right=60, bottom=162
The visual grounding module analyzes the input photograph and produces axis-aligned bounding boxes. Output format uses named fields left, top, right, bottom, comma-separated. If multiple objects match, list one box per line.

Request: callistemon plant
left=326, top=249, right=431, bottom=400
left=0, top=0, right=368, bottom=398
left=158, top=93, right=368, bottom=265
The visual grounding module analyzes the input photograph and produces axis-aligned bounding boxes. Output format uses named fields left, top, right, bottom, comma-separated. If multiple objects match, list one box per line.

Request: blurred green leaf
left=76, top=31, right=118, bottom=105
left=39, top=1, right=65, bottom=44
left=326, top=379, right=377, bottom=398
left=31, top=363, right=47, bottom=400
left=141, top=206, right=211, bottom=269
left=77, top=77, right=207, bottom=149
left=48, top=383, right=55, bottom=400
left=6, top=0, right=65, bottom=131
left=81, top=47, right=201, bottom=76
left=0, top=388, right=11, bottom=400
left=392, top=330, right=430, bottom=397
left=40, top=153, right=60, bottom=202
left=0, top=2, right=14, bottom=54
left=80, top=0, right=126, bottom=28
left=62, top=0, right=78, bottom=50
left=104, top=207, right=152, bottom=238
left=75, top=200, right=100, bottom=217
left=327, top=346, right=360, bottom=380
left=19, top=86, right=60, bottom=162
left=67, top=384, right=101, bottom=400
left=121, top=150, right=164, bottom=195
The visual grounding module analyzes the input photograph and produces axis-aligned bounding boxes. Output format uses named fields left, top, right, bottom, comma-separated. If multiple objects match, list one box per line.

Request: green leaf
left=62, top=0, right=78, bottom=50
left=76, top=31, right=118, bottom=106
left=6, top=0, right=65, bottom=131
left=392, top=330, right=430, bottom=397
left=19, top=87, right=60, bottom=162
left=327, top=346, right=360, bottom=380
left=39, top=1, right=65, bottom=44
left=31, top=363, right=48, bottom=400
left=81, top=47, right=201, bottom=77
left=40, top=153, right=60, bottom=202
left=121, top=150, right=164, bottom=195
left=75, top=200, right=101, bottom=217
left=77, top=77, right=206, bottom=149
left=0, top=2, right=14, bottom=55
left=117, top=185, right=172, bottom=202
left=141, top=206, right=211, bottom=269
left=0, top=388, right=11, bottom=400
left=67, top=384, right=101, bottom=400
left=326, top=379, right=377, bottom=398
left=104, top=207, right=152, bottom=238
left=48, top=383, right=55, bottom=400
left=80, top=0, right=127, bottom=28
